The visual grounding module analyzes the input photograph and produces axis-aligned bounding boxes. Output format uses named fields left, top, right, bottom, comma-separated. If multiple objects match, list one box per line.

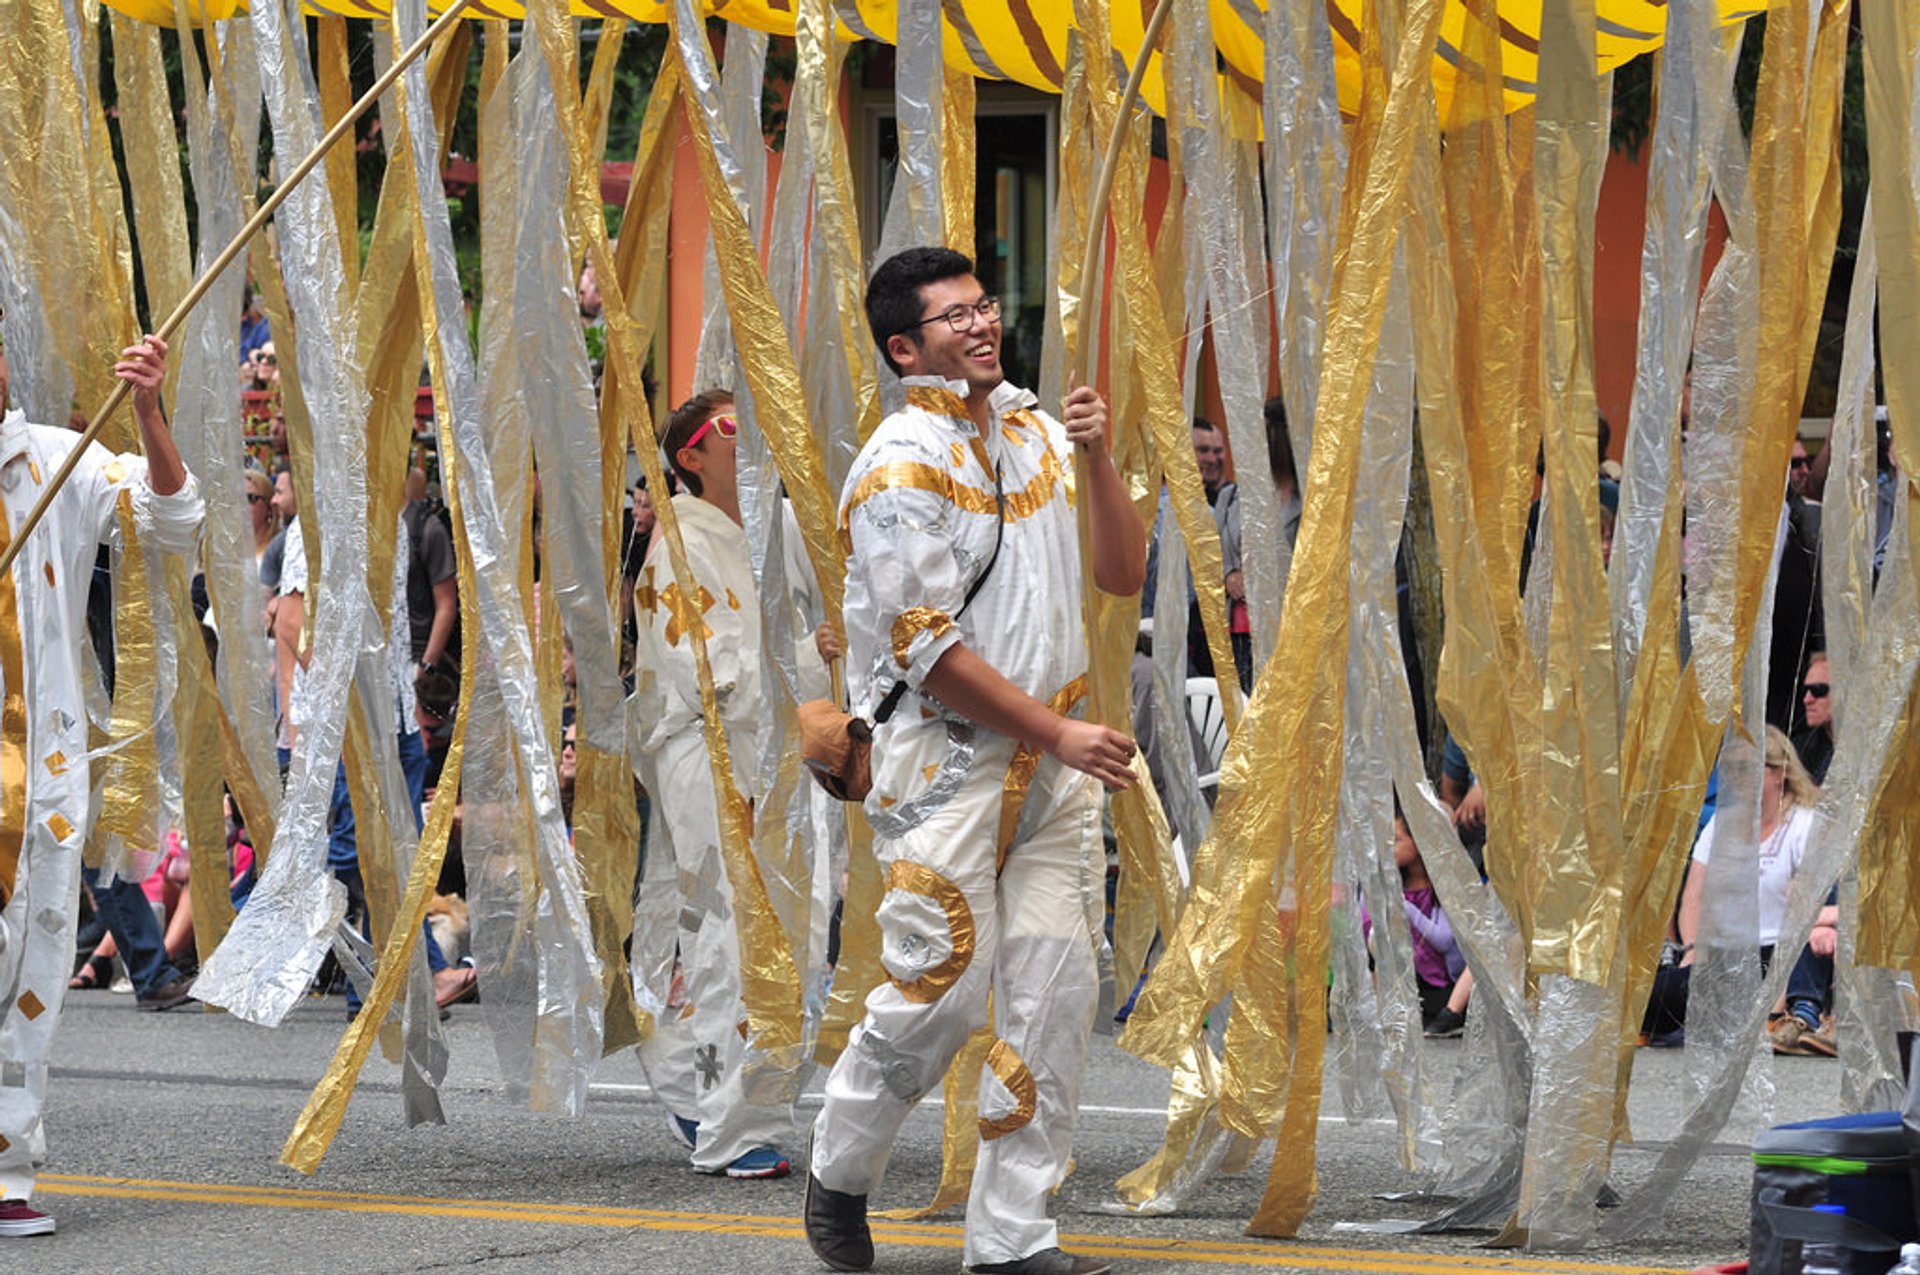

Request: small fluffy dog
left=426, top=892, right=471, bottom=966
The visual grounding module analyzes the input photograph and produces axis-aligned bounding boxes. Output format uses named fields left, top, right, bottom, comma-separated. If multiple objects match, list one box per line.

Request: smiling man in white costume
left=0, top=321, right=202, bottom=1237
left=804, top=247, right=1144, bottom=1275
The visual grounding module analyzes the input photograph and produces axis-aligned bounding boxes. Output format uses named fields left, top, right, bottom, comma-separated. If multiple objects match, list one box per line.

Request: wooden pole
left=1067, top=0, right=1176, bottom=727
left=0, top=0, right=477, bottom=579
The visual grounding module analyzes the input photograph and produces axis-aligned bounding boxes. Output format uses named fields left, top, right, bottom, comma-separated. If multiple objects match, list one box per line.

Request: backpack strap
left=874, top=460, right=1005, bottom=725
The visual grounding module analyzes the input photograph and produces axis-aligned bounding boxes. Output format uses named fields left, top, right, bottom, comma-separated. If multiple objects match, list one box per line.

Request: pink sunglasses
left=682, top=413, right=738, bottom=452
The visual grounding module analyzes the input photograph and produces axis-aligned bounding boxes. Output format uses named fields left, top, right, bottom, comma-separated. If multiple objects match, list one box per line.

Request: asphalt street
left=17, top=988, right=1846, bottom=1275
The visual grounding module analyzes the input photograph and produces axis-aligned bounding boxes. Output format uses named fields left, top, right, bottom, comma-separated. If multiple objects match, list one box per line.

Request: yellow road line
left=37, top=1174, right=1684, bottom=1274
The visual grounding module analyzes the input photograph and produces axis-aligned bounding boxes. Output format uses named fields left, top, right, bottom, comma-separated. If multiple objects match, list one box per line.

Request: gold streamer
left=795, top=0, right=881, bottom=448
left=166, top=557, right=239, bottom=971
left=0, top=501, right=26, bottom=906
left=317, top=17, right=361, bottom=296
left=97, top=492, right=162, bottom=851
left=108, top=12, right=193, bottom=336
left=940, top=49, right=976, bottom=252
left=284, top=10, right=487, bottom=1169
left=0, top=0, right=138, bottom=450
left=1121, top=0, right=1448, bottom=1245
left=1857, top=0, right=1920, bottom=974
left=528, top=0, right=800, bottom=1052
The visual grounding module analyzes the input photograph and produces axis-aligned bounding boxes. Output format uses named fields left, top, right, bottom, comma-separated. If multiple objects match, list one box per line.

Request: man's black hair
left=866, top=246, right=976, bottom=376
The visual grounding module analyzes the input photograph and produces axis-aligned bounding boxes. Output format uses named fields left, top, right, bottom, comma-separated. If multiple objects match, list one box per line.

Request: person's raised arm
left=113, top=335, right=187, bottom=497
left=921, top=642, right=1136, bottom=790
left=1063, top=385, right=1145, bottom=596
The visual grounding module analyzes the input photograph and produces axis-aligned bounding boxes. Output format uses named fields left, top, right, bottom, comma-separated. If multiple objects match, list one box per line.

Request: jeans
left=80, top=867, right=186, bottom=997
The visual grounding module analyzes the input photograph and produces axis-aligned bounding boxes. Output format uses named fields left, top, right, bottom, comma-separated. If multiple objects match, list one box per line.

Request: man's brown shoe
left=803, top=1173, right=872, bottom=1272
left=967, top=1247, right=1113, bottom=1275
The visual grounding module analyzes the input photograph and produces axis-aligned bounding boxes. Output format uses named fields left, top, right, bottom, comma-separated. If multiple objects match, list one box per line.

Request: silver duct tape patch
left=855, top=1024, right=933, bottom=1104
left=868, top=721, right=976, bottom=839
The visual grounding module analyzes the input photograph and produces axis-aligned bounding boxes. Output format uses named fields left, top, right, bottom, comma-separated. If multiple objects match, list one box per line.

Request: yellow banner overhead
left=99, top=0, right=1774, bottom=115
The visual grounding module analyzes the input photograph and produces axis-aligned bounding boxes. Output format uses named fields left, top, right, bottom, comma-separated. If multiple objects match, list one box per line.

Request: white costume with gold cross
left=812, top=378, right=1105, bottom=1267
left=0, top=410, right=202, bottom=1201
left=630, top=491, right=793, bottom=1170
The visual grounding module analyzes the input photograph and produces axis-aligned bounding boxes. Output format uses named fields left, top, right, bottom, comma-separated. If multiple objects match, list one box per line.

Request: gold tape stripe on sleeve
left=995, top=675, right=1088, bottom=866
left=883, top=858, right=975, bottom=1003
left=890, top=607, right=955, bottom=669
left=839, top=446, right=1069, bottom=552
left=0, top=499, right=25, bottom=906
left=977, top=1036, right=1038, bottom=1140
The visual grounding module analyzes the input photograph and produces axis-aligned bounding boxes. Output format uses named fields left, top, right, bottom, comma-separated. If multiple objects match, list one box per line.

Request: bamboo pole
left=0, top=0, right=477, bottom=580
left=1068, top=0, right=1176, bottom=728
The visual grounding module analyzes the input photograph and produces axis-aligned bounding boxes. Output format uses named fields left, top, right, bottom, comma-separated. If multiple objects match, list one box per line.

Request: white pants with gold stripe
left=812, top=734, right=1104, bottom=1267
left=0, top=824, right=80, bottom=1201
left=635, top=727, right=795, bottom=1172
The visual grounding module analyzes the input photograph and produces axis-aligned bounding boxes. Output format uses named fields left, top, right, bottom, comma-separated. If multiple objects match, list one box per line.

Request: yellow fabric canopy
left=101, top=0, right=1770, bottom=117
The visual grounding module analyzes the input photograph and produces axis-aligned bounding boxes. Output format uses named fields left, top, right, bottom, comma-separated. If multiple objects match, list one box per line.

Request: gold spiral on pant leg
left=883, top=859, right=975, bottom=1004
left=977, top=1037, right=1037, bottom=1140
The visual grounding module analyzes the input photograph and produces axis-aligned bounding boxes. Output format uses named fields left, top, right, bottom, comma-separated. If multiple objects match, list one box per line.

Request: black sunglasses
left=1803, top=681, right=1830, bottom=698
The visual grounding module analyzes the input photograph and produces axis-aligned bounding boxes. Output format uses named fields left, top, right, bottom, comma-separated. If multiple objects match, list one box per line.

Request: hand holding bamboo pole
left=0, top=0, right=477, bottom=581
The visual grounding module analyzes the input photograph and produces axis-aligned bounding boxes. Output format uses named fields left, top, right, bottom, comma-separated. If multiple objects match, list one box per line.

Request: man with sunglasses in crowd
left=804, top=248, right=1143, bottom=1275
left=0, top=318, right=203, bottom=1237
left=630, top=390, right=797, bottom=1181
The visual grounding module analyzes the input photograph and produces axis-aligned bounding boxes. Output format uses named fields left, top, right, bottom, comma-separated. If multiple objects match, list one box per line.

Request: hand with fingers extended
left=1047, top=718, right=1137, bottom=791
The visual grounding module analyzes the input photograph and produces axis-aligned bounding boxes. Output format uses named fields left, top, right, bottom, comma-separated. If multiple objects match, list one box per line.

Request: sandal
left=69, top=955, right=112, bottom=990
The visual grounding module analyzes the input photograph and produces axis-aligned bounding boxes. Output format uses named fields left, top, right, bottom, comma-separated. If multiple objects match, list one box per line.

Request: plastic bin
left=1751, top=1111, right=1918, bottom=1275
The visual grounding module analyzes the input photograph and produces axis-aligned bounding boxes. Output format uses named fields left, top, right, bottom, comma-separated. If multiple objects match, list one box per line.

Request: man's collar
left=0, top=409, right=31, bottom=470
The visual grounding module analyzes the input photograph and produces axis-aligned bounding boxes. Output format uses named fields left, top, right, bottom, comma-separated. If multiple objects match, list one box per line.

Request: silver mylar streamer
left=197, top=0, right=372, bottom=1025
left=500, top=45, right=622, bottom=757
left=467, top=38, right=542, bottom=1099
left=1263, top=0, right=1345, bottom=475
left=1170, top=0, right=1281, bottom=669
left=1330, top=253, right=1426, bottom=1155
left=1601, top=538, right=1920, bottom=1238
left=692, top=23, right=768, bottom=389
left=1816, top=199, right=1917, bottom=1111
left=1610, top=0, right=1736, bottom=694
left=1153, top=511, right=1212, bottom=860
left=0, top=202, right=73, bottom=425
left=175, top=24, right=281, bottom=829
left=872, top=0, right=945, bottom=268
left=400, top=8, right=603, bottom=1113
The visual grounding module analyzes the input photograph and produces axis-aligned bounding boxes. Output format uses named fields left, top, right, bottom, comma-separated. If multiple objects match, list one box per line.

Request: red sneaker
left=0, top=1198, right=54, bottom=1236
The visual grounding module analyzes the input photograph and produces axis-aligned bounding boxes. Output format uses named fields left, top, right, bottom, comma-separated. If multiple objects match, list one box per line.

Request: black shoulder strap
left=875, top=460, right=1004, bottom=725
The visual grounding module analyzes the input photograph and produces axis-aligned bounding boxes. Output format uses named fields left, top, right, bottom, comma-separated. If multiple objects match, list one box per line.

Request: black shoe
left=136, top=972, right=196, bottom=1013
left=803, top=1173, right=872, bottom=1272
left=967, top=1248, right=1113, bottom=1275
left=1423, top=1007, right=1465, bottom=1039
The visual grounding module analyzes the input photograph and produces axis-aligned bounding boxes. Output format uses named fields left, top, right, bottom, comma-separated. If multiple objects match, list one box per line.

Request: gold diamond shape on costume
left=46, top=813, right=73, bottom=841
left=27, top=460, right=42, bottom=485
left=43, top=563, right=55, bottom=587
left=44, top=752, right=67, bottom=777
left=18, top=991, right=45, bottom=1021
left=659, top=582, right=716, bottom=647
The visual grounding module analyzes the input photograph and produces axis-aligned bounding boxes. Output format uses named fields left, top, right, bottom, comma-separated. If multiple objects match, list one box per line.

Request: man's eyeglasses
left=1803, top=681, right=1830, bottom=698
left=682, top=413, right=738, bottom=452
left=896, top=295, right=1001, bottom=336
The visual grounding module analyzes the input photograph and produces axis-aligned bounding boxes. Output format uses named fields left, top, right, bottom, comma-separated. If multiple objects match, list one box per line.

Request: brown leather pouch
left=798, top=699, right=874, bottom=802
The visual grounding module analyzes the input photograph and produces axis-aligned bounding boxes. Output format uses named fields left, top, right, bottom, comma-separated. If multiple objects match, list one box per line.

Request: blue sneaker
left=667, top=1113, right=699, bottom=1150
left=721, top=1146, right=791, bottom=1180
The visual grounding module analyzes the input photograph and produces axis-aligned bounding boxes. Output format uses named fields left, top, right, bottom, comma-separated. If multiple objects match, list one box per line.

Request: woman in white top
left=1645, top=726, right=1837, bottom=1054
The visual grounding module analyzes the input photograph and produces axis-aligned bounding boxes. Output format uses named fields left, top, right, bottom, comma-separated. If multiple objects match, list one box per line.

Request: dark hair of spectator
left=660, top=390, right=734, bottom=498
left=1263, top=396, right=1297, bottom=490
left=865, top=246, right=977, bottom=376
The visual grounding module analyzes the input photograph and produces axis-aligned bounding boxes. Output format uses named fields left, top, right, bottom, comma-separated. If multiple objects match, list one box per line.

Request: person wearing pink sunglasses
left=628, top=390, right=798, bottom=1182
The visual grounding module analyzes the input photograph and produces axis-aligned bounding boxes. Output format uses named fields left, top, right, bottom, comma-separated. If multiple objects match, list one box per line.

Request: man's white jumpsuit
left=811, top=378, right=1105, bottom=1267
left=0, top=410, right=202, bottom=1200
left=631, top=492, right=795, bottom=1171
